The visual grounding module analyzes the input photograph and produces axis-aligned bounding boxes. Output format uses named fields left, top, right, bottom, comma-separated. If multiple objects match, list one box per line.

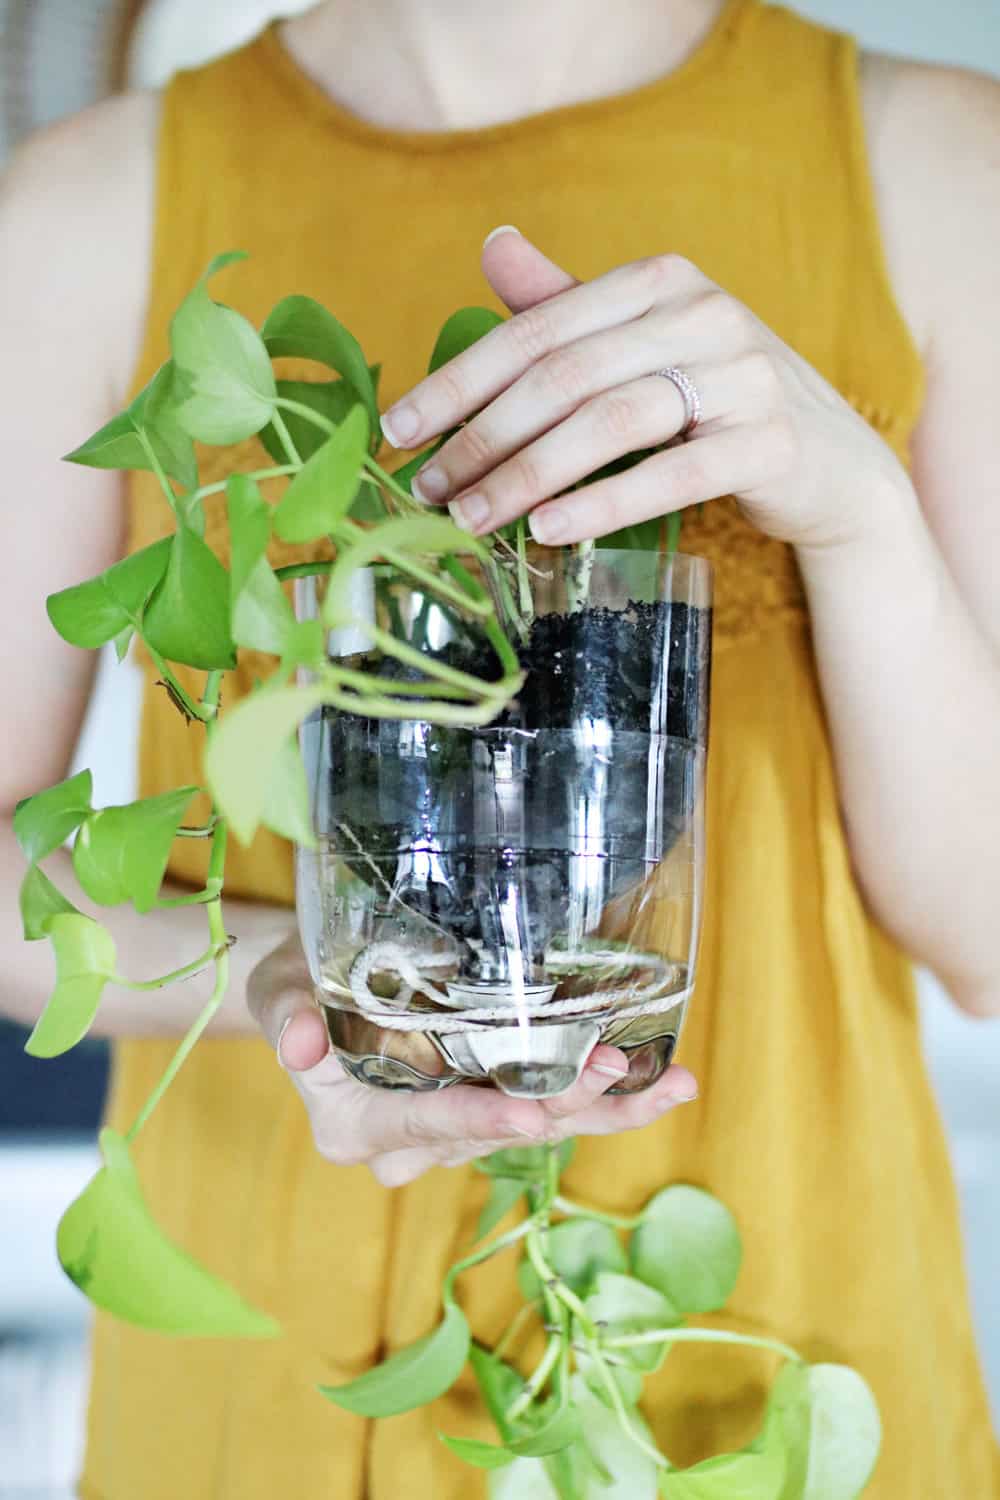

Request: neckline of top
left=257, top=0, right=754, bottom=154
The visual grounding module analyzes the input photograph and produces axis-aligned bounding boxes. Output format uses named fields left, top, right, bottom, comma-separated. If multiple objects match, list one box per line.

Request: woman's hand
left=247, top=934, right=698, bottom=1187
left=380, top=229, right=913, bottom=552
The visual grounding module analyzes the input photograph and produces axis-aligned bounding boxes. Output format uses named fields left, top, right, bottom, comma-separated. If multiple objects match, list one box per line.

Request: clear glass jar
left=295, top=548, right=712, bottom=1100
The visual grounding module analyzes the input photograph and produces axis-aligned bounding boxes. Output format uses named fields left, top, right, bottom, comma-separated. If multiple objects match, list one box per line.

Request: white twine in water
left=338, top=942, right=689, bottom=1034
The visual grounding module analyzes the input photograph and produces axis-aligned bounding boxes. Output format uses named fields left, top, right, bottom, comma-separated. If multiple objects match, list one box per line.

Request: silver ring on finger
left=653, top=366, right=702, bottom=440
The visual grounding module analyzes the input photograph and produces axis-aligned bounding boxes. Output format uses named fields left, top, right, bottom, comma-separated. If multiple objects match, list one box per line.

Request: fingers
left=370, top=1061, right=699, bottom=1186
left=381, top=251, right=703, bottom=451
left=527, top=425, right=753, bottom=546
left=440, top=373, right=691, bottom=535
left=553, top=1063, right=699, bottom=1137
left=480, top=225, right=579, bottom=313
left=246, top=931, right=334, bottom=1075
left=409, top=322, right=690, bottom=514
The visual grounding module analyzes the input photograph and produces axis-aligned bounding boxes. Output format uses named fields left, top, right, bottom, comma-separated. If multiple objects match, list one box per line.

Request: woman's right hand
left=248, top=934, right=699, bottom=1187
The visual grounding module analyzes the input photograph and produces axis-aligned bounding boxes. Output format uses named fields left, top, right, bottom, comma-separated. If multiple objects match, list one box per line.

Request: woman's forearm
left=797, top=476, right=1000, bottom=1015
left=1, top=818, right=296, bottom=1038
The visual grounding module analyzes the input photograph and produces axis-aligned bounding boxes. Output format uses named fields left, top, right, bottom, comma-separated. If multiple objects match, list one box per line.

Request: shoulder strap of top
left=721, top=3, right=924, bottom=441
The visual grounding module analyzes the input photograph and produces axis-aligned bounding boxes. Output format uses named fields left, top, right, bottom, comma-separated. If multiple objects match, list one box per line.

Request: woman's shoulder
left=859, top=52, right=1000, bottom=355
left=1, top=89, right=159, bottom=402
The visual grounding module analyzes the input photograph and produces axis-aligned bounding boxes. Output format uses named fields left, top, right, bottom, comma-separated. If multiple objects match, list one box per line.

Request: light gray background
left=1, top=2, right=998, bottom=1494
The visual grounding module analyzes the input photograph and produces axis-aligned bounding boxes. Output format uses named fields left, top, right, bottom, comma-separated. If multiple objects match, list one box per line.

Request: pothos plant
left=15, top=252, right=881, bottom=1498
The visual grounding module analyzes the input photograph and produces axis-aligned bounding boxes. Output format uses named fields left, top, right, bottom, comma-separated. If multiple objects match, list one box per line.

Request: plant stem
left=493, top=1300, right=542, bottom=1363
left=604, top=1328, right=803, bottom=1364
left=525, top=1228, right=597, bottom=1339
left=506, top=1334, right=563, bottom=1421
left=275, top=562, right=334, bottom=584
left=136, top=429, right=179, bottom=513
left=125, top=824, right=230, bottom=1143
left=515, top=520, right=533, bottom=621
left=576, top=538, right=595, bottom=609
left=272, top=396, right=336, bottom=438
left=270, top=407, right=304, bottom=466
left=443, top=1217, right=538, bottom=1300
left=440, top=557, right=521, bottom=677
left=111, top=940, right=219, bottom=990
left=175, top=816, right=219, bottom=839
left=362, top=455, right=424, bottom=515
left=331, top=621, right=514, bottom=700
left=553, top=1196, right=642, bottom=1232
left=143, top=643, right=214, bottom=722
left=376, top=544, right=493, bottom=618
left=328, top=665, right=473, bottom=702
left=193, top=465, right=299, bottom=502
left=587, top=1339, right=670, bottom=1470
left=152, top=881, right=223, bottom=909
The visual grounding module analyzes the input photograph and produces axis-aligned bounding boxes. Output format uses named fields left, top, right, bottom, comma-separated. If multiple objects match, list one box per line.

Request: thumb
left=481, top=225, right=579, bottom=313
left=246, top=933, right=331, bottom=1073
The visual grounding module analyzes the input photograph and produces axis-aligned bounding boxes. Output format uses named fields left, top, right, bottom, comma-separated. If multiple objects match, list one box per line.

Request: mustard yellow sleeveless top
left=82, top=3, right=999, bottom=1496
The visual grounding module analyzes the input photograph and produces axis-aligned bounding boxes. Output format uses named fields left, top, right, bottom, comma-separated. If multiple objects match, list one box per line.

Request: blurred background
left=1, top=1, right=998, bottom=1494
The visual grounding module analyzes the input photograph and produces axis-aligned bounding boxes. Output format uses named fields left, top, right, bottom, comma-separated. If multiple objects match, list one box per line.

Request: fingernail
left=449, top=492, right=490, bottom=532
left=529, top=504, right=567, bottom=545
left=381, top=403, right=420, bottom=448
left=276, top=1016, right=293, bottom=1070
left=508, top=1122, right=541, bottom=1139
left=483, top=224, right=521, bottom=248
left=667, top=1078, right=699, bottom=1103
left=412, top=464, right=449, bottom=503
left=590, top=1062, right=629, bottom=1080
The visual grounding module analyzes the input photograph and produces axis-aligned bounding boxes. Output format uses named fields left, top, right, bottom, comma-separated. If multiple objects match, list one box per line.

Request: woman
left=1, top=0, right=998, bottom=1494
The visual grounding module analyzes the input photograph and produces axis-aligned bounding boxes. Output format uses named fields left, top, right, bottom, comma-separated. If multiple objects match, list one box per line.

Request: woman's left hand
left=380, top=228, right=912, bottom=551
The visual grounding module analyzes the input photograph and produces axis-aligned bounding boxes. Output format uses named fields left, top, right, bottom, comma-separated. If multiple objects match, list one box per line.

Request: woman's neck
left=281, top=0, right=726, bottom=133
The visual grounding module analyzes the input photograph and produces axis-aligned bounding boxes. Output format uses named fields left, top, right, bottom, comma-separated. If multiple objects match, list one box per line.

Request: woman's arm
left=792, top=61, right=1000, bottom=1017
left=375, top=103, right=1000, bottom=1017
left=0, top=99, right=293, bottom=1036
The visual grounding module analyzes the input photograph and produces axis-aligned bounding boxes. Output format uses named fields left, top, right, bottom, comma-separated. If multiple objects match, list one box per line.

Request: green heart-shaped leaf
left=322, top=514, right=482, bottom=625
left=260, top=372, right=380, bottom=465
left=72, top=787, right=199, bottom=912
left=25, top=913, right=116, bottom=1057
left=273, top=404, right=370, bottom=543
left=631, top=1185, right=742, bottom=1315
left=171, top=253, right=277, bottom=444
left=489, top=1457, right=560, bottom=1500
left=567, top=1377, right=661, bottom=1499
left=19, top=864, right=80, bottom=941
left=660, top=1445, right=785, bottom=1499
left=143, top=523, right=236, bottom=670
left=584, top=1271, right=679, bottom=1373
left=14, top=770, right=93, bottom=863
left=470, top=1345, right=528, bottom=1446
left=575, top=1345, right=644, bottom=1410
left=47, top=538, right=173, bottom=651
left=439, top=1435, right=516, bottom=1470
left=519, top=1217, right=627, bottom=1301
left=57, top=1127, right=279, bottom=1337
left=795, top=1365, right=880, bottom=1500
left=262, top=296, right=378, bottom=434
left=510, top=1404, right=582, bottom=1458
left=428, top=307, right=505, bottom=373
left=319, top=1295, right=470, bottom=1417
left=64, top=362, right=197, bottom=495
left=260, top=730, right=315, bottom=847
left=135, top=361, right=200, bottom=499
left=475, top=1177, right=526, bottom=1242
left=475, top=1141, right=576, bottom=1184
left=227, top=475, right=294, bottom=655
left=205, top=682, right=328, bottom=845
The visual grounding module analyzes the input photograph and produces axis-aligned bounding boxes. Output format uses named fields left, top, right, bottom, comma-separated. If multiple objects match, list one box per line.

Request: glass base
left=322, top=995, right=685, bottom=1099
